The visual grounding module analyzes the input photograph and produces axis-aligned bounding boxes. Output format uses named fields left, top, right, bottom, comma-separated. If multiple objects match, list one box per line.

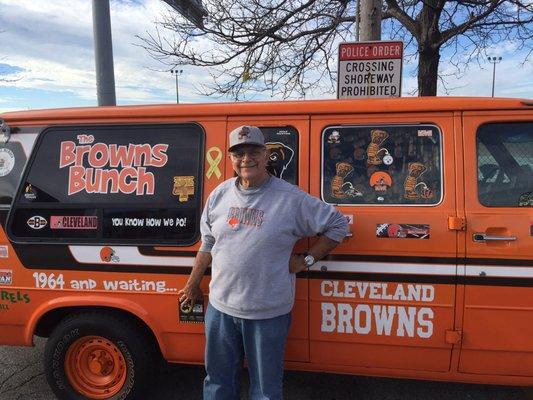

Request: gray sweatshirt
left=199, top=176, right=348, bottom=319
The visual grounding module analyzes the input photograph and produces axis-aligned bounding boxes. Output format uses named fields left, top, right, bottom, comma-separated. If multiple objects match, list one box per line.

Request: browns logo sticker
left=100, top=246, right=119, bottom=263
left=27, top=216, right=47, bottom=230
left=266, top=142, right=294, bottom=179
left=370, top=171, right=392, bottom=193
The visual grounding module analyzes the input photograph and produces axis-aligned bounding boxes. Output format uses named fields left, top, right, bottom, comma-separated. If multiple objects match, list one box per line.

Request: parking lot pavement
left=1, top=337, right=531, bottom=400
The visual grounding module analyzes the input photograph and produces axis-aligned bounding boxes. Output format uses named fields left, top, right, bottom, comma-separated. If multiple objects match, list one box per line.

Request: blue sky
left=0, top=0, right=531, bottom=113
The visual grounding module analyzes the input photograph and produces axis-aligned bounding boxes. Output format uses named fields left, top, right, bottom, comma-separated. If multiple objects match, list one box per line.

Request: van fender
left=25, top=295, right=167, bottom=356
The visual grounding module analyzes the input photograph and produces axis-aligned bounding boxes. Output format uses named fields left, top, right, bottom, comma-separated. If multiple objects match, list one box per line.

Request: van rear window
left=321, top=124, right=442, bottom=205
left=7, top=123, right=204, bottom=245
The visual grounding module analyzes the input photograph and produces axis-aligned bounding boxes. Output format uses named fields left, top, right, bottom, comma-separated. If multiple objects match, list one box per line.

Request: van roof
left=1, top=97, right=531, bottom=125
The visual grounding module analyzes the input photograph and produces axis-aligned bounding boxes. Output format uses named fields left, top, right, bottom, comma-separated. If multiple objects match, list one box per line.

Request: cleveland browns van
left=0, top=97, right=531, bottom=399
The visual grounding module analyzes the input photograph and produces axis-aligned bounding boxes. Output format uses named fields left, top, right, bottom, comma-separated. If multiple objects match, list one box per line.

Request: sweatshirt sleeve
left=198, top=194, right=215, bottom=252
left=294, top=191, right=349, bottom=243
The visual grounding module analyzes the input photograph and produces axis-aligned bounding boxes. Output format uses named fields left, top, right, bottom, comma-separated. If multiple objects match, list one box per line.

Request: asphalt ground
left=1, top=337, right=532, bottom=400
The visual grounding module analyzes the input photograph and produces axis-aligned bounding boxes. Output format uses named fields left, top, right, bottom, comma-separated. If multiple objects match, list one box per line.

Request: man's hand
left=178, top=251, right=212, bottom=307
left=178, top=284, right=203, bottom=307
left=289, top=254, right=307, bottom=274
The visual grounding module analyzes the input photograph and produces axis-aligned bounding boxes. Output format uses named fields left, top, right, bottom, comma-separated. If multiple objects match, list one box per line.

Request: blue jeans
left=203, top=303, right=292, bottom=400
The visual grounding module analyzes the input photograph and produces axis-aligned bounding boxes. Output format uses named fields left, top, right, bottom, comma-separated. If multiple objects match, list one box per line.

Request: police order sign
left=338, top=41, right=403, bottom=98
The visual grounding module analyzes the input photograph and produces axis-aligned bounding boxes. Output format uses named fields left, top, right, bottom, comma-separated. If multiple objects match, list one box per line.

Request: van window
left=7, top=124, right=204, bottom=245
left=321, top=125, right=442, bottom=205
left=0, top=141, right=28, bottom=205
left=262, top=126, right=298, bottom=185
left=477, top=122, right=533, bottom=207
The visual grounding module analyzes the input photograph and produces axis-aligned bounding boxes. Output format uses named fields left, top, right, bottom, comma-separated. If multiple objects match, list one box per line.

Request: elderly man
left=179, top=126, right=348, bottom=400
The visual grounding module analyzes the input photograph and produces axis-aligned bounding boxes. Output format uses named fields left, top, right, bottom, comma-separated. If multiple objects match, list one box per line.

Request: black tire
left=44, top=311, right=159, bottom=400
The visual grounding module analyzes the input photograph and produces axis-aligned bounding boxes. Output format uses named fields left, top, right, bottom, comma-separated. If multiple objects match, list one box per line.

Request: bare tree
left=138, top=0, right=533, bottom=97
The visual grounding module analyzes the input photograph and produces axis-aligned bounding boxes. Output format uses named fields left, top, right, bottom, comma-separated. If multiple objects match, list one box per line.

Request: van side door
left=309, top=111, right=458, bottom=372
left=459, top=112, right=533, bottom=376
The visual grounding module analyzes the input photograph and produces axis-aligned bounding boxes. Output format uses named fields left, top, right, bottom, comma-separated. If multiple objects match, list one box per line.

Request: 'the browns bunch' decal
left=59, top=134, right=169, bottom=196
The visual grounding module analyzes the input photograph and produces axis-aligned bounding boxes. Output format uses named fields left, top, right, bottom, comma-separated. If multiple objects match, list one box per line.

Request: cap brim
left=228, top=143, right=266, bottom=152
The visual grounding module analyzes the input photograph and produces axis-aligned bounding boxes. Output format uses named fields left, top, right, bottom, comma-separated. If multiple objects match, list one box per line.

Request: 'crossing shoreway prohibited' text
left=338, top=41, right=403, bottom=99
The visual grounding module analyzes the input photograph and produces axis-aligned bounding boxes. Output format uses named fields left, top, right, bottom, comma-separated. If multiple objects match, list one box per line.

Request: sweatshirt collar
left=234, top=175, right=272, bottom=195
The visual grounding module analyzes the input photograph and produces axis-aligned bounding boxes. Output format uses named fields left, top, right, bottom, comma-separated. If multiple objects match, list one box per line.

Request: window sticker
left=367, top=129, right=391, bottom=166
left=418, top=129, right=433, bottom=137
left=265, top=142, right=294, bottom=179
left=331, top=162, right=359, bottom=199
left=50, top=216, right=98, bottom=230
left=0, top=141, right=28, bottom=205
left=59, top=138, right=169, bottom=196
left=261, top=126, right=299, bottom=185
left=404, top=162, right=434, bottom=200
left=172, top=176, right=195, bottom=202
left=0, top=148, right=15, bottom=177
left=370, top=171, right=392, bottom=193
left=322, top=125, right=442, bottom=205
left=27, top=216, right=47, bottom=230
left=24, top=184, right=37, bottom=201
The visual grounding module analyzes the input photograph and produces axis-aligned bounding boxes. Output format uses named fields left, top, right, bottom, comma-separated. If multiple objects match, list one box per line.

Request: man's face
left=229, top=145, right=268, bottom=181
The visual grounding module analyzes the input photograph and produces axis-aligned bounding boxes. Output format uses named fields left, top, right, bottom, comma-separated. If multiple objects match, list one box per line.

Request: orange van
left=0, top=97, right=531, bottom=399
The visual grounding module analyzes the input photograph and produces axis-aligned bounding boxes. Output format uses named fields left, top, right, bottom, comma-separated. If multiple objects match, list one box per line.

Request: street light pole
left=487, top=56, right=502, bottom=97
left=170, top=69, right=183, bottom=103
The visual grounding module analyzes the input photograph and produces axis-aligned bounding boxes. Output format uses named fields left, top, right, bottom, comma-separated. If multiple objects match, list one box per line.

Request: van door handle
left=472, top=233, right=517, bottom=242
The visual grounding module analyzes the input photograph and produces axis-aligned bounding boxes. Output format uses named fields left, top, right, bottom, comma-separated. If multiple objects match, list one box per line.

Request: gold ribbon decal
left=206, top=147, right=223, bottom=179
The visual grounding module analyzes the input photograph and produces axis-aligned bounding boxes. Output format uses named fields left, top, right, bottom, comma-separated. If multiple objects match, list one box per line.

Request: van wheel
left=44, top=312, right=157, bottom=400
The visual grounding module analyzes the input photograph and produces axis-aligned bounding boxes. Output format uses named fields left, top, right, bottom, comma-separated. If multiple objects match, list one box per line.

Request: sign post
left=337, top=41, right=403, bottom=99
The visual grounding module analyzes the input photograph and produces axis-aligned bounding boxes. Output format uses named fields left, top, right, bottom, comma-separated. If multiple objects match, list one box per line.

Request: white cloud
left=0, top=0, right=212, bottom=106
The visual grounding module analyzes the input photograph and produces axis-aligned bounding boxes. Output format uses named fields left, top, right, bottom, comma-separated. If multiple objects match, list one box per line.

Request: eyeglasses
left=230, top=148, right=265, bottom=159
